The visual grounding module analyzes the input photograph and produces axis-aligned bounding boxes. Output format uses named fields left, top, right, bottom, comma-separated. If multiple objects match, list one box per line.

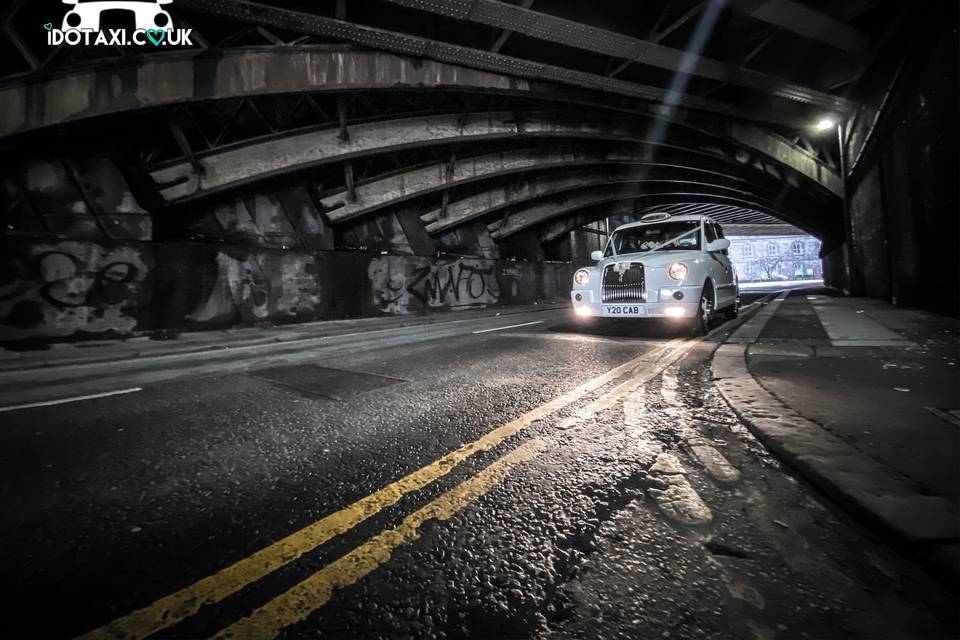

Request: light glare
left=815, top=118, right=836, bottom=131
left=665, top=306, right=686, bottom=318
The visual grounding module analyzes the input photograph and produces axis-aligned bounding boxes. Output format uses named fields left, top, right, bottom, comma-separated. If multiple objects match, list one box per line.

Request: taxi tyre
left=690, top=283, right=714, bottom=336
left=724, top=291, right=740, bottom=320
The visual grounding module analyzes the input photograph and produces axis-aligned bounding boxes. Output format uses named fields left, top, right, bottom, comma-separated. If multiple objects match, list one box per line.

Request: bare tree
left=755, top=257, right=784, bottom=280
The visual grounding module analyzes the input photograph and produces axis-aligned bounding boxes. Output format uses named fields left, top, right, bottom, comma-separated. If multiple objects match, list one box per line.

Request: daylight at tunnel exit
left=0, top=1, right=958, bottom=639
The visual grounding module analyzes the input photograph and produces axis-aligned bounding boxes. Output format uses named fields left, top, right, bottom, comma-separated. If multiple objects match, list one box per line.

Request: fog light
left=665, top=306, right=685, bottom=318
left=672, top=290, right=684, bottom=300
left=575, top=293, right=583, bottom=302
left=575, top=306, right=592, bottom=317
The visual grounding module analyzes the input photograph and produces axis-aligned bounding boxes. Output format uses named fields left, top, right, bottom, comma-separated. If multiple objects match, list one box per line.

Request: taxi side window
left=712, top=223, right=730, bottom=255
left=705, top=223, right=729, bottom=255
left=704, top=222, right=717, bottom=243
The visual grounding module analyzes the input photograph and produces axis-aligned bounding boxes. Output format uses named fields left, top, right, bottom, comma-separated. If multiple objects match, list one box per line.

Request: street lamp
left=814, top=118, right=836, bottom=131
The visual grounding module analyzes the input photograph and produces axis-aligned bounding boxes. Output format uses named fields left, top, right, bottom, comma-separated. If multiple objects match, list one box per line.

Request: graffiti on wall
left=0, top=241, right=149, bottom=339
left=368, top=256, right=501, bottom=315
left=0, top=241, right=572, bottom=341
left=187, top=251, right=321, bottom=324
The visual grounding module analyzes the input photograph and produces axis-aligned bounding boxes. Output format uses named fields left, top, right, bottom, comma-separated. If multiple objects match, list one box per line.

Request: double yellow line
left=82, top=338, right=695, bottom=640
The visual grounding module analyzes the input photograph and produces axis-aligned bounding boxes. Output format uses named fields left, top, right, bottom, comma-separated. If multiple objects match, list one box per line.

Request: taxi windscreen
left=605, top=221, right=701, bottom=256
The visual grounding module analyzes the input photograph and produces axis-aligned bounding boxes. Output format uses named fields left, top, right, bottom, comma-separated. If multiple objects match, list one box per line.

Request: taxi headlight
left=667, top=262, right=688, bottom=281
left=574, top=269, right=591, bottom=286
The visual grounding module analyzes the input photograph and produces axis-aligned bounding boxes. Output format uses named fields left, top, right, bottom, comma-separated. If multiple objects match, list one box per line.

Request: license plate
left=603, top=305, right=645, bottom=316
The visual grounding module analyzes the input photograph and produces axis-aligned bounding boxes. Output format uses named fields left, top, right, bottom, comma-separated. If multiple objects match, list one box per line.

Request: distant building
left=727, top=234, right=822, bottom=283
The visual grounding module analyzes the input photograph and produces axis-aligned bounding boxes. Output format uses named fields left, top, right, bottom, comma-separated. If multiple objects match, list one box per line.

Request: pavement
left=1, top=294, right=958, bottom=639
left=713, top=288, right=960, bottom=586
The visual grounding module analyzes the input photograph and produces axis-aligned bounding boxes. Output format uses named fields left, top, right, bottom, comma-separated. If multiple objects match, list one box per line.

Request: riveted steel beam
left=151, top=110, right=839, bottom=204
left=728, top=123, right=842, bottom=195
left=384, top=0, right=851, bottom=111
left=733, top=0, right=869, bottom=56
left=0, top=48, right=539, bottom=140
left=174, top=0, right=841, bottom=125
left=538, top=201, right=640, bottom=243
left=488, top=186, right=783, bottom=239
left=0, top=46, right=836, bottom=192
left=539, top=201, right=795, bottom=243
left=422, top=168, right=789, bottom=234
left=1, top=45, right=839, bottom=196
left=321, top=145, right=799, bottom=224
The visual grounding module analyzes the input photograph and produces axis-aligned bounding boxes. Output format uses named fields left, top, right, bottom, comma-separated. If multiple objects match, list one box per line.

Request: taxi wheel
left=690, top=286, right=713, bottom=336
left=724, top=292, right=740, bottom=320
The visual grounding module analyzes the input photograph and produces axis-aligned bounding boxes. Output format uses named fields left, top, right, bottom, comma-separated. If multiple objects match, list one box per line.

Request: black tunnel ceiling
left=0, top=0, right=907, bottom=245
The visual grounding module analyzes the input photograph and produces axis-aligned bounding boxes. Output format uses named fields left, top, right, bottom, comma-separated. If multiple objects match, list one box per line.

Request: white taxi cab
left=570, top=213, right=739, bottom=334
left=61, top=0, right=174, bottom=31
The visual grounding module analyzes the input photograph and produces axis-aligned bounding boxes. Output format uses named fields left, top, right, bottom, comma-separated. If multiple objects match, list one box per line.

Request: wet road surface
left=1, top=301, right=956, bottom=639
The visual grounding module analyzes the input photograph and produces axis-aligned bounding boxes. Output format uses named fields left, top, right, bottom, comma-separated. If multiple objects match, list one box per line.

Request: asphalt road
left=1, top=300, right=956, bottom=640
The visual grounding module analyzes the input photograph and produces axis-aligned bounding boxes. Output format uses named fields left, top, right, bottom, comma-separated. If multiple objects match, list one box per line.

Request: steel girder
left=728, top=124, right=842, bottom=194
left=0, top=47, right=840, bottom=196
left=537, top=202, right=799, bottom=244
left=0, top=48, right=807, bottom=136
left=384, top=0, right=851, bottom=111
left=150, top=110, right=838, bottom=205
left=0, top=48, right=537, bottom=140
left=421, top=169, right=792, bottom=235
left=634, top=203, right=784, bottom=225
left=321, top=145, right=806, bottom=224
left=733, top=0, right=869, bottom=55
left=174, top=0, right=843, bottom=126
left=487, top=188, right=810, bottom=239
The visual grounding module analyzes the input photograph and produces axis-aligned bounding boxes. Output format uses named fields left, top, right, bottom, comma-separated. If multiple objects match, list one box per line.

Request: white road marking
left=685, top=433, right=741, bottom=483
left=622, top=389, right=646, bottom=429
left=646, top=453, right=713, bottom=525
left=0, top=387, right=143, bottom=413
left=556, top=341, right=696, bottom=430
left=471, top=320, right=544, bottom=334
left=706, top=555, right=766, bottom=610
left=662, top=364, right=740, bottom=483
left=660, top=361, right=681, bottom=411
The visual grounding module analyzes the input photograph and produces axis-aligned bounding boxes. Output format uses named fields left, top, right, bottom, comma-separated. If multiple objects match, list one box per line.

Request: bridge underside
left=0, top=0, right=955, bottom=340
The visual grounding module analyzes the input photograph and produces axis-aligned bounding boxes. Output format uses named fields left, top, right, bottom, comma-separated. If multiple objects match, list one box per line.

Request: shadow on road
left=548, top=316, right=691, bottom=340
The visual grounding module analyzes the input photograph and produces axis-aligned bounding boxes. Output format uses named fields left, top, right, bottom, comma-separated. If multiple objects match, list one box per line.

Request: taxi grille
left=601, top=263, right=645, bottom=303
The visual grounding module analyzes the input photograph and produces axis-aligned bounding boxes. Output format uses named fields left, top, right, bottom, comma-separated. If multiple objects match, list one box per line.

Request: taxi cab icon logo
left=61, top=0, right=175, bottom=32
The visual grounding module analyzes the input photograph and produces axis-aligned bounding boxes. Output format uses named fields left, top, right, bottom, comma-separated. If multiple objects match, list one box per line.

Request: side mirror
left=590, top=250, right=604, bottom=262
left=706, top=238, right=730, bottom=252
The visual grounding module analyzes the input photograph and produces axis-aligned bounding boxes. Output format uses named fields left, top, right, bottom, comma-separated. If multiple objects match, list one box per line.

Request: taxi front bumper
left=570, top=285, right=702, bottom=319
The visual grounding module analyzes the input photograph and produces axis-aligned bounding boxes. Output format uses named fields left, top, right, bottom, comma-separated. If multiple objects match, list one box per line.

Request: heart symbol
left=43, top=23, right=53, bottom=31
left=146, top=29, right=166, bottom=46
